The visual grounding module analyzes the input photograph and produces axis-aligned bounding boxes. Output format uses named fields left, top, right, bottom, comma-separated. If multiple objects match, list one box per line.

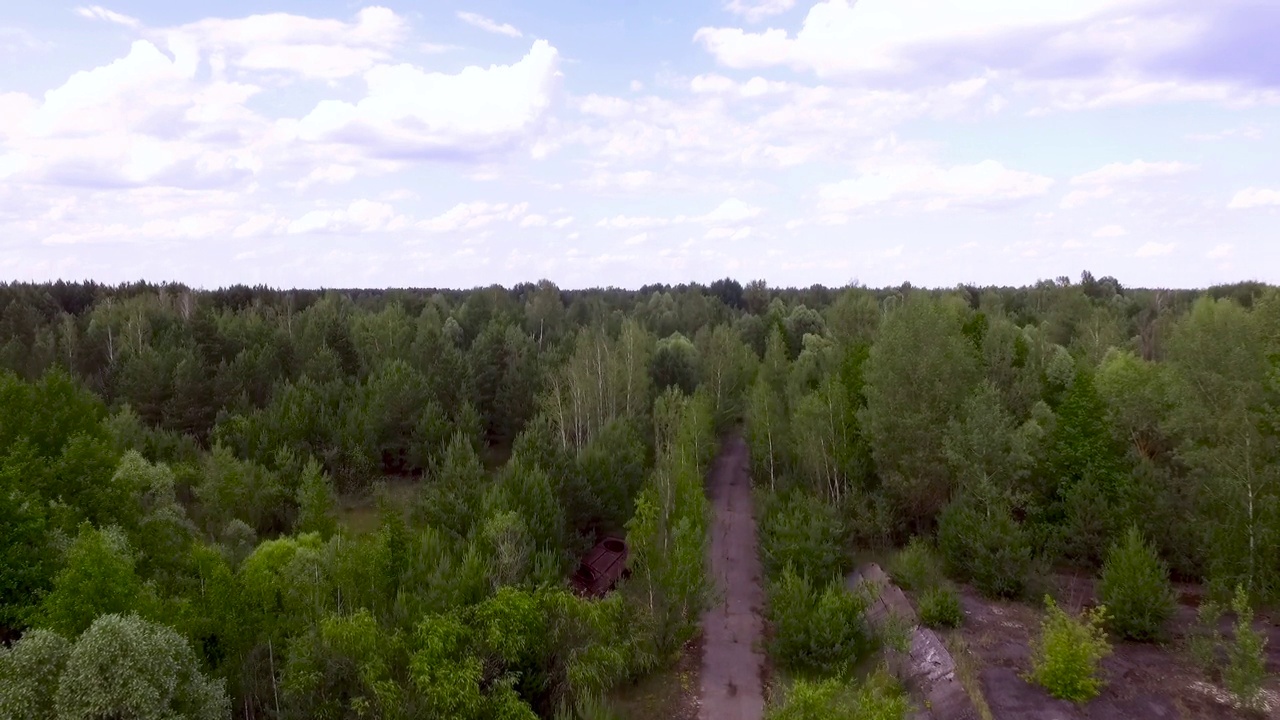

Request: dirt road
left=698, top=435, right=766, bottom=720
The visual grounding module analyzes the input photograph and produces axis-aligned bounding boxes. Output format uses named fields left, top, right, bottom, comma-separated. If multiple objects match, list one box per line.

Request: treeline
left=0, top=277, right=724, bottom=718
left=740, top=277, right=1280, bottom=605
left=0, top=273, right=1278, bottom=719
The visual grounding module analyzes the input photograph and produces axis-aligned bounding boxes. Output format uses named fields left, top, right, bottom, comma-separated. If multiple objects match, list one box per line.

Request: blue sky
left=1, top=0, right=1278, bottom=289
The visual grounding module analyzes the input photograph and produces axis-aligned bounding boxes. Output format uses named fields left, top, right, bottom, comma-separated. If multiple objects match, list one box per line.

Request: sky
left=1, top=0, right=1278, bottom=290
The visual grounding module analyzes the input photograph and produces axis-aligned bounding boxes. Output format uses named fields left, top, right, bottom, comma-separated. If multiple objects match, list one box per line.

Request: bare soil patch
left=951, top=575, right=1280, bottom=719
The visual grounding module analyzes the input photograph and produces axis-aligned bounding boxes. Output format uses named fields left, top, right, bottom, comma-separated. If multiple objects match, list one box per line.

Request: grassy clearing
left=606, top=658, right=699, bottom=720
left=336, top=477, right=419, bottom=534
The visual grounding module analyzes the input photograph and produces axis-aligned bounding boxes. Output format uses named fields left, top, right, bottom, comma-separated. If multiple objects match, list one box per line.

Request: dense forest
left=1, top=273, right=1278, bottom=719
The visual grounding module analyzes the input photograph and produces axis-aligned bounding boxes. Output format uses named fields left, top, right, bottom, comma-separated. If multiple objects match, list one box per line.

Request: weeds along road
left=699, top=435, right=766, bottom=720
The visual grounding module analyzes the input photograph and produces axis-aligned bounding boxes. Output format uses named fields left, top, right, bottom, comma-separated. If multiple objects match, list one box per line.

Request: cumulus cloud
left=1093, top=224, right=1127, bottom=237
left=1070, top=160, right=1194, bottom=186
left=700, top=198, right=762, bottom=224
left=695, top=0, right=1280, bottom=113
left=75, top=5, right=141, bottom=28
left=287, top=199, right=407, bottom=234
left=819, top=159, right=1053, bottom=212
left=166, top=7, right=408, bottom=80
left=417, top=201, right=529, bottom=233
left=1134, top=241, right=1176, bottom=257
left=292, top=40, right=562, bottom=159
left=1228, top=187, right=1280, bottom=209
left=1061, top=160, right=1193, bottom=209
left=695, top=0, right=1129, bottom=78
left=1206, top=243, right=1234, bottom=259
left=723, top=0, right=797, bottom=24
left=456, top=12, right=523, bottom=38
left=595, top=199, right=762, bottom=234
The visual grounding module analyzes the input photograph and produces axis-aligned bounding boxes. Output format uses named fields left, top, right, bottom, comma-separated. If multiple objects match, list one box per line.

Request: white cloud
left=552, top=216, right=574, bottom=228
left=1206, top=243, right=1234, bottom=259
left=704, top=226, right=752, bottom=240
left=1092, top=224, right=1126, bottom=238
left=1134, top=241, right=1175, bottom=257
left=1060, top=187, right=1113, bottom=209
left=520, top=214, right=548, bottom=227
left=1070, top=160, right=1194, bottom=186
left=233, top=213, right=284, bottom=239
left=595, top=199, right=761, bottom=233
left=167, top=7, right=407, bottom=80
left=624, top=232, right=648, bottom=245
left=75, top=5, right=141, bottom=28
left=456, top=12, right=523, bottom=38
left=820, top=159, right=1053, bottom=212
left=287, top=199, right=407, bottom=234
left=724, top=0, right=796, bottom=23
left=700, top=198, right=762, bottom=224
left=696, top=0, right=1125, bottom=77
left=1228, top=187, right=1280, bottom=209
left=292, top=40, right=561, bottom=158
left=418, top=201, right=529, bottom=233
left=597, top=215, right=672, bottom=230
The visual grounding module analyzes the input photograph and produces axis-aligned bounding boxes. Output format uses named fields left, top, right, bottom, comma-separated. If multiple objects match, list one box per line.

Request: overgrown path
left=699, top=435, right=766, bottom=720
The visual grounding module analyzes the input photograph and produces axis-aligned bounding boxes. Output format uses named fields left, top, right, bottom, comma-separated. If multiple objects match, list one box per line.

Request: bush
left=937, top=494, right=1036, bottom=599
left=1097, top=526, right=1175, bottom=641
left=767, top=567, right=875, bottom=675
left=759, top=490, right=849, bottom=583
left=889, top=536, right=944, bottom=592
left=919, top=587, right=963, bottom=629
left=766, top=670, right=909, bottom=720
left=1028, top=597, right=1112, bottom=702
left=1224, top=586, right=1268, bottom=711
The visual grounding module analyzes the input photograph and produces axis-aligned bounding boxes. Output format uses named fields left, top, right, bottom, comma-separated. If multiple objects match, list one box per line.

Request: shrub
left=1224, top=586, right=1268, bottom=711
left=889, top=537, right=944, bottom=592
left=919, top=587, right=963, bottom=629
left=1186, top=599, right=1224, bottom=676
left=1028, top=597, right=1112, bottom=702
left=759, top=490, right=849, bottom=583
left=766, top=670, right=909, bottom=720
left=937, top=493, right=1036, bottom=599
left=1097, top=526, right=1176, bottom=641
left=767, top=567, right=875, bottom=675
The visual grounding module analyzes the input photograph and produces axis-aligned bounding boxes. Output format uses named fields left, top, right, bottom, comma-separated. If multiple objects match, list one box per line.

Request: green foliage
left=860, top=294, right=980, bottom=530
left=1224, top=586, right=1269, bottom=711
left=37, top=524, right=142, bottom=638
left=282, top=608, right=405, bottom=720
left=626, top=392, right=712, bottom=656
left=55, top=614, right=229, bottom=720
left=1040, top=368, right=1130, bottom=566
left=1028, top=597, right=1112, bottom=703
left=416, top=432, right=486, bottom=538
left=766, top=567, right=874, bottom=675
left=0, top=628, right=70, bottom=720
left=0, top=450, right=54, bottom=628
left=937, top=490, right=1036, bottom=599
left=293, top=457, right=339, bottom=537
left=1097, top=526, right=1175, bottom=641
left=888, top=537, right=944, bottom=593
left=650, top=332, right=701, bottom=396
left=572, top=419, right=647, bottom=533
left=7, top=279, right=1280, bottom=719
left=759, top=490, right=849, bottom=583
left=918, top=587, right=963, bottom=629
left=765, top=669, right=908, bottom=720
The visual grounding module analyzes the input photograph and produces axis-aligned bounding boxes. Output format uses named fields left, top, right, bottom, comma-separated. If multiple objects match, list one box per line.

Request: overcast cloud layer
left=1, top=0, right=1278, bottom=289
